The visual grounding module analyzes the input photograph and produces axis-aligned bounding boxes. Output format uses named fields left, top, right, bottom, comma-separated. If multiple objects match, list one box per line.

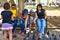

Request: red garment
left=22, top=15, right=26, bottom=20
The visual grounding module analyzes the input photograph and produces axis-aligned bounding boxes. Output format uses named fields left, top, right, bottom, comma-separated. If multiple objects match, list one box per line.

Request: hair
left=36, top=4, right=44, bottom=13
left=11, top=3, right=16, bottom=7
left=3, top=3, right=10, bottom=10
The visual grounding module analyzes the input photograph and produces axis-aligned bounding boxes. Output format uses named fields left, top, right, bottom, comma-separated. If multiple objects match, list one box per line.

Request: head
left=3, top=3, right=10, bottom=10
left=37, top=4, right=43, bottom=11
left=30, top=9, right=34, bottom=15
left=11, top=4, right=16, bottom=10
left=22, top=9, right=28, bottom=15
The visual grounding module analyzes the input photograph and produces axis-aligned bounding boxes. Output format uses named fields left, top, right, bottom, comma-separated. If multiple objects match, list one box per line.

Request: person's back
left=1, top=11, right=12, bottom=24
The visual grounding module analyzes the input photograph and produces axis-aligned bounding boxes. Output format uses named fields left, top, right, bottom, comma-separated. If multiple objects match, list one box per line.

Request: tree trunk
left=18, top=0, right=24, bottom=12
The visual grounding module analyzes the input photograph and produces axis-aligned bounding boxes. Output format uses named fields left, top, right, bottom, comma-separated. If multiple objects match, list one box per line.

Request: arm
left=0, top=15, right=2, bottom=20
left=25, top=15, right=29, bottom=28
left=44, top=11, right=47, bottom=19
left=11, top=15, right=14, bottom=21
left=33, top=13, right=38, bottom=23
left=11, top=12, right=14, bottom=21
left=0, top=12, right=3, bottom=20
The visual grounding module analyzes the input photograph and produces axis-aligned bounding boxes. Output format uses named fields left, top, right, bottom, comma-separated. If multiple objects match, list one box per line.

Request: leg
left=29, top=21, right=32, bottom=29
left=19, top=19, right=25, bottom=32
left=27, top=20, right=30, bottom=27
left=40, top=20, right=46, bottom=34
left=12, top=19, right=18, bottom=33
left=3, top=30, right=8, bottom=40
left=36, top=18, right=42, bottom=37
left=8, top=30, right=12, bottom=40
left=19, top=19, right=26, bottom=36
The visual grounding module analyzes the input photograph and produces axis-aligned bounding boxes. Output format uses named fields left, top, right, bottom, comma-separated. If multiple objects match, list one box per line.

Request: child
left=29, top=9, right=35, bottom=29
left=19, top=9, right=30, bottom=36
left=11, top=4, right=17, bottom=33
left=1, top=3, right=13, bottom=40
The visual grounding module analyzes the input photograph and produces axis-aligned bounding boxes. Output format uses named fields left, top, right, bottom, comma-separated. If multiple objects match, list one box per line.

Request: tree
left=18, top=0, right=24, bottom=12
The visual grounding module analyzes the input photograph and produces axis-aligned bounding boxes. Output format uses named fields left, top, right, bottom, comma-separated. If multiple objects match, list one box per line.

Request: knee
left=20, top=20, right=24, bottom=24
left=27, top=21, right=30, bottom=26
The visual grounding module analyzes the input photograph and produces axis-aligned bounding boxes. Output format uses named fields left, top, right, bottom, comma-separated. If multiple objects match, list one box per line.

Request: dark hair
left=11, top=4, right=16, bottom=7
left=36, top=4, right=44, bottom=13
left=3, top=3, right=10, bottom=10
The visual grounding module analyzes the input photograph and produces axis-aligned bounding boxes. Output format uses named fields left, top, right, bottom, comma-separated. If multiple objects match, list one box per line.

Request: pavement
left=0, top=31, right=3, bottom=40
left=46, top=10, right=60, bottom=16
left=0, top=31, right=24, bottom=40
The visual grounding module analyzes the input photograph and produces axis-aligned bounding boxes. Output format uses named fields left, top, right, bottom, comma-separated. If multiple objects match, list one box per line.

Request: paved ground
left=0, top=31, right=24, bottom=40
left=46, top=10, right=60, bottom=16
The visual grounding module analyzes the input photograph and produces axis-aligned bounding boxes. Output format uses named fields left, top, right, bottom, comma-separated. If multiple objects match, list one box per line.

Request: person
left=29, top=9, right=35, bottom=29
left=34, top=4, right=47, bottom=39
left=19, top=9, right=30, bottom=36
left=11, top=4, right=17, bottom=33
left=0, top=3, right=13, bottom=40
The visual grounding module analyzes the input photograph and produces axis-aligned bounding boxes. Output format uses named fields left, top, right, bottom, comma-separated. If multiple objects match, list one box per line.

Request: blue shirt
left=1, top=11, right=12, bottom=24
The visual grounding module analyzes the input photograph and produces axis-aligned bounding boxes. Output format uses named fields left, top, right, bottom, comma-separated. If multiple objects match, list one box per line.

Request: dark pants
left=12, top=18, right=30, bottom=33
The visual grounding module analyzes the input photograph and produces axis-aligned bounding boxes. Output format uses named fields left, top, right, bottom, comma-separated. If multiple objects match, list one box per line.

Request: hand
left=24, top=27, right=26, bottom=30
left=41, top=19, right=44, bottom=20
left=33, top=20, right=36, bottom=24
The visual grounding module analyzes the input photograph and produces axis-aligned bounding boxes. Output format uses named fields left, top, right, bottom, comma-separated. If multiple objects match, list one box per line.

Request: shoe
left=13, top=34, right=17, bottom=38
left=45, top=34, right=49, bottom=38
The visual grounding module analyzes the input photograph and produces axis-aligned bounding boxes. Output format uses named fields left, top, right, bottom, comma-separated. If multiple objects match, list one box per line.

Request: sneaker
left=45, top=34, right=49, bottom=38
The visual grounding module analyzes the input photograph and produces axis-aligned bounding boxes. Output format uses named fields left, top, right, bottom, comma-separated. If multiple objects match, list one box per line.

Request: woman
left=1, top=3, right=13, bottom=40
left=34, top=4, right=47, bottom=38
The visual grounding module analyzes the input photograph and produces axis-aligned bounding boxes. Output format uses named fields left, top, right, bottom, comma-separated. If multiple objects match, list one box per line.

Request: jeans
left=12, top=19, right=18, bottom=32
left=12, top=18, right=30, bottom=33
left=19, top=19, right=30, bottom=32
left=36, top=18, right=46, bottom=36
